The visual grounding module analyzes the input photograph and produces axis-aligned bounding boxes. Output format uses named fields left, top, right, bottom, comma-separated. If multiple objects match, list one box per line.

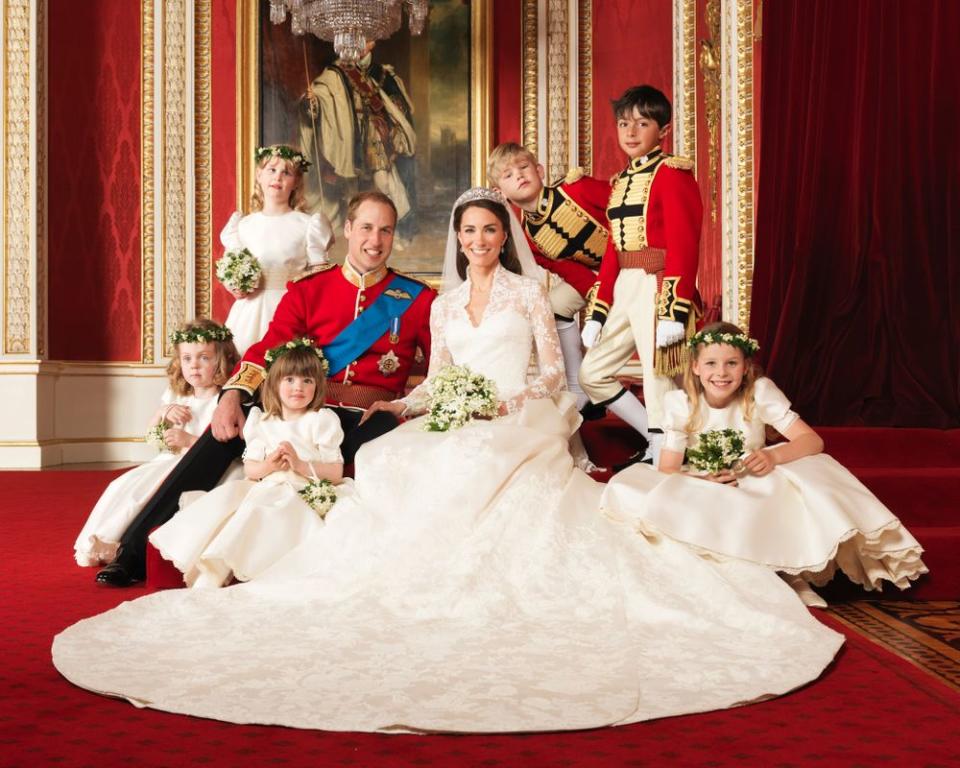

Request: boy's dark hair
left=612, top=85, right=672, bottom=128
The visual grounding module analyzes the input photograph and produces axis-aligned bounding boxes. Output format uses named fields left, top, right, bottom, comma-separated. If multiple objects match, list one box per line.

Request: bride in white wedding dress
left=53, top=189, right=843, bottom=733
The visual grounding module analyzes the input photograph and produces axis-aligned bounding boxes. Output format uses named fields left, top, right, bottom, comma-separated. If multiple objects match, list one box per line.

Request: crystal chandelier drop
left=269, top=0, right=429, bottom=64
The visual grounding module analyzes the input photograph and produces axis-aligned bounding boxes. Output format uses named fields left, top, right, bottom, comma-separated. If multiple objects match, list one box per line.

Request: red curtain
left=751, top=0, right=960, bottom=427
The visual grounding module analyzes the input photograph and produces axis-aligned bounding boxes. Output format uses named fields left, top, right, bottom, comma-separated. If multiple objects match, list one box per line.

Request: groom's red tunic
left=225, top=262, right=435, bottom=408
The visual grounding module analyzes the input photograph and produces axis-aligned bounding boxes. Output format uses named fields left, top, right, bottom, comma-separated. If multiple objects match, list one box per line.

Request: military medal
left=378, top=349, right=400, bottom=375
left=388, top=316, right=400, bottom=345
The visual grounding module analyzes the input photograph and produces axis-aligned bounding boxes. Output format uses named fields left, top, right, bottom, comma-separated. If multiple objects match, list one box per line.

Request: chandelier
left=269, top=1, right=429, bottom=64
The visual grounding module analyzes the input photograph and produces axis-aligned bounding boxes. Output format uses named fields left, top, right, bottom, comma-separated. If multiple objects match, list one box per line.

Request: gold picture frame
left=236, top=0, right=493, bottom=276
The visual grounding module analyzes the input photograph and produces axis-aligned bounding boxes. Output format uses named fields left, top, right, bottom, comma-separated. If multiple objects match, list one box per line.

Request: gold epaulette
left=291, top=262, right=336, bottom=282
left=390, top=268, right=435, bottom=290
left=664, top=155, right=695, bottom=171
left=563, top=167, right=584, bottom=184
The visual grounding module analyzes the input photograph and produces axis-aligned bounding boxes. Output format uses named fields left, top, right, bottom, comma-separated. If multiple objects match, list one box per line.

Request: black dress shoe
left=579, top=402, right=607, bottom=421
left=612, top=448, right=655, bottom=473
left=95, top=559, right=143, bottom=587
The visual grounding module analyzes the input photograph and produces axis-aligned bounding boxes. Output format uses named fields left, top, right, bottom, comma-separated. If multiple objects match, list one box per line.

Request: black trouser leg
left=332, top=407, right=398, bottom=465
left=113, top=428, right=244, bottom=576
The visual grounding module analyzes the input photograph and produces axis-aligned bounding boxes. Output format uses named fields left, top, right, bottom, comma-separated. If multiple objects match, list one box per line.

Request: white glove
left=581, top=319, right=602, bottom=349
left=655, top=319, right=685, bottom=348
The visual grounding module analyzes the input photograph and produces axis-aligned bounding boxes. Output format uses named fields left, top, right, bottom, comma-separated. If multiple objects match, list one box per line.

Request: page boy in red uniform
left=579, top=85, right=703, bottom=467
left=489, top=142, right=611, bottom=410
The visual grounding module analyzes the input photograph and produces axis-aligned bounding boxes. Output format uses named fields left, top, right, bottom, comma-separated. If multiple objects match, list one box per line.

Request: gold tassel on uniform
left=654, top=311, right=699, bottom=377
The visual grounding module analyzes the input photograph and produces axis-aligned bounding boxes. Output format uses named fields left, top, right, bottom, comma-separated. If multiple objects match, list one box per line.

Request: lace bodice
left=402, top=265, right=565, bottom=415
left=662, top=377, right=800, bottom=453
left=220, top=210, right=333, bottom=288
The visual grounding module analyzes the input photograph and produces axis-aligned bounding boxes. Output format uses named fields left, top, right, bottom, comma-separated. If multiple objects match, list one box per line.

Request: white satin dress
left=54, top=267, right=843, bottom=733
left=220, top=210, right=333, bottom=354
left=602, top=379, right=927, bottom=591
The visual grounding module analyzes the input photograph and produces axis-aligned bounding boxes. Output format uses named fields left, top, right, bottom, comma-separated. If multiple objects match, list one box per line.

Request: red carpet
left=2, top=470, right=959, bottom=766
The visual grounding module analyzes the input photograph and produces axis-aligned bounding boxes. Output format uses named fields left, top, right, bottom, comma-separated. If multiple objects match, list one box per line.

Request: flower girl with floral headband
left=218, top=145, right=335, bottom=354
left=601, top=321, right=928, bottom=603
left=74, top=320, right=240, bottom=566
left=149, top=338, right=349, bottom=588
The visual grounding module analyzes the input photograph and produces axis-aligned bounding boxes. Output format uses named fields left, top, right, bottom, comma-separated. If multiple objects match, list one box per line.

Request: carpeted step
left=819, top=427, right=960, bottom=468
left=844, top=467, right=960, bottom=527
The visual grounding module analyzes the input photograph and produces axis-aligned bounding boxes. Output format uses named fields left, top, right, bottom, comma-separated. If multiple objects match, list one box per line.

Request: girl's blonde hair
left=683, top=321, right=762, bottom=432
left=260, top=346, right=328, bottom=418
left=167, top=319, right=240, bottom=396
left=250, top=147, right=307, bottom=212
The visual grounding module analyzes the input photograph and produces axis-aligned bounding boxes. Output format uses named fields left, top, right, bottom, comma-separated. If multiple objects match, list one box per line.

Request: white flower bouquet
left=145, top=421, right=171, bottom=452
left=424, top=364, right=499, bottom=432
left=216, top=248, right=262, bottom=295
left=298, top=478, right=338, bottom=518
left=686, top=428, right=746, bottom=474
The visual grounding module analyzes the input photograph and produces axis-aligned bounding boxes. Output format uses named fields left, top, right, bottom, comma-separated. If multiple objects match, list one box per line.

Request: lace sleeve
left=501, top=281, right=565, bottom=414
left=398, top=298, right=453, bottom=416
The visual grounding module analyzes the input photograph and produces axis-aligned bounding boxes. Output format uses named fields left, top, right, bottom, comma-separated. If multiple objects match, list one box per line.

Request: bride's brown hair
left=452, top=199, right=523, bottom=281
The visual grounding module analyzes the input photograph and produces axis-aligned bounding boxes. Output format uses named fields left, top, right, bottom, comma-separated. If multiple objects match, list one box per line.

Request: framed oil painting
left=238, top=0, right=493, bottom=276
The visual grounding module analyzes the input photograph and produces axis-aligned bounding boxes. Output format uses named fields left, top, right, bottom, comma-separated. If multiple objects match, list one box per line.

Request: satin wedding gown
left=54, top=266, right=843, bottom=733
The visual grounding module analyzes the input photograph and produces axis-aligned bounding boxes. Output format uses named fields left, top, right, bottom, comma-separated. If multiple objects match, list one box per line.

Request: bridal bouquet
left=424, top=364, right=499, bottom=432
left=216, top=248, right=262, bottom=294
left=298, top=478, right=338, bottom=518
left=145, top=421, right=171, bottom=452
left=686, top=428, right=746, bottom=474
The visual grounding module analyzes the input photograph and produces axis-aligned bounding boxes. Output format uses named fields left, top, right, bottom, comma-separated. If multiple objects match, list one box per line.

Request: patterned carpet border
left=828, top=600, right=960, bottom=692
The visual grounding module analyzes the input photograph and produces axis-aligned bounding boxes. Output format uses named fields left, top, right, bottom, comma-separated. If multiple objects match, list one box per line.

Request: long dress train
left=53, top=266, right=843, bottom=733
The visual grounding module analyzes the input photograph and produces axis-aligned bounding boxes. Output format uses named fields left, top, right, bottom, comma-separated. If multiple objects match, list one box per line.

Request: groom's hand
left=212, top=390, right=246, bottom=441
left=360, top=400, right=407, bottom=425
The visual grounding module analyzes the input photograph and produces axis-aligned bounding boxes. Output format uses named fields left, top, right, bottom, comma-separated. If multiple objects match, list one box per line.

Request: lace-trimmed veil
left=441, top=187, right=546, bottom=293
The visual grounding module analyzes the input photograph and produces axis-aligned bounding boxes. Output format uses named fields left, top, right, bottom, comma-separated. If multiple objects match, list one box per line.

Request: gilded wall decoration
left=672, top=0, right=696, bottom=163
left=141, top=0, right=155, bottom=363
left=545, top=0, right=569, bottom=182
left=194, top=0, right=213, bottom=320
left=521, top=0, right=538, bottom=160
left=577, top=0, right=593, bottom=175
left=3, top=0, right=32, bottom=355
left=700, top=0, right=720, bottom=222
left=163, top=0, right=188, bottom=357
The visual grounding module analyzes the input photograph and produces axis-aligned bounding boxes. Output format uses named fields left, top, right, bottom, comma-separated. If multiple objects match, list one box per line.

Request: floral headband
left=264, top=337, right=330, bottom=374
left=688, top=329, right=760, bottom=357
left=255, top=145, right=311, bottom=171
left=170, top=323, right=233, bottom=346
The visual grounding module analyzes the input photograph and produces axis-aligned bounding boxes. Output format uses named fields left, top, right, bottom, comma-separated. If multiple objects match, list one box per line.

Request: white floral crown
left=169, top=323, right=233, bottom=346
left=688, top=329, right=760, bottom=356
left=255, top=144, right=311, bottom=171
left=264, top=337, right=330, bottom=374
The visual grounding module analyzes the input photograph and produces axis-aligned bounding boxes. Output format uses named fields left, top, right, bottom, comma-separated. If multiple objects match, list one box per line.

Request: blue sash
left=322, top=274, right=425, bottom=376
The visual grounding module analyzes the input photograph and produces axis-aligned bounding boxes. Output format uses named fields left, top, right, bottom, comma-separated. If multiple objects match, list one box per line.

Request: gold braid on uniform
left=654, top=277, right=699, bottom=378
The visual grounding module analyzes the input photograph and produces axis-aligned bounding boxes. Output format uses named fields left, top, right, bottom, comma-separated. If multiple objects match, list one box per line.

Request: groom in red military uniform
left=97, top=191, right=434, bottom=586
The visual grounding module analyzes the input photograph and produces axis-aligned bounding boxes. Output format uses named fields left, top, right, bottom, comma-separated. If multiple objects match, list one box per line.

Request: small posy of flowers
left=145, top=420, right=172, bottom=452
left=688, top=330, right=759, bottom=357
left=216, top=248, right=262, bottom=295
left=264, top=337, right=330, bottom=374
left=424, top=364, right=499, bottom=432
left=298, top=478, right=337, bottom=518
left=686, top=428, right=746, bottom=474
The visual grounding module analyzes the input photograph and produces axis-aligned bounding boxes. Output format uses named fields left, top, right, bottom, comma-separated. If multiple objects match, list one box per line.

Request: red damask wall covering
left=48, top=0, right=141, bottom=361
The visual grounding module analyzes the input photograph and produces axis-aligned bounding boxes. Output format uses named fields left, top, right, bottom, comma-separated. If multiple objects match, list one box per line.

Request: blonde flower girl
left=219, top=145, right=334, bottom=354
left=74, top=320, right=239, bottom=566
left=602, top=321, right=928, bottom=601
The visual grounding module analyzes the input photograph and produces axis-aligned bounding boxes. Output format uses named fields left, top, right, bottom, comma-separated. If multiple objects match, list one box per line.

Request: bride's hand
left=359, top=399, right=407, bottom=425
left=702, top=469, right=739, bottom=486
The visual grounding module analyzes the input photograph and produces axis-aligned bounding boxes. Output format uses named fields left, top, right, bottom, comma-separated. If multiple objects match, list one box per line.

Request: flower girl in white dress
left=149, top=339, right=348, bottom=588
left=219, top=145, right=334, bottom=354
left=74, top=320, right=239, bottom=566
left=602, top=321, right=928, bottom=597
